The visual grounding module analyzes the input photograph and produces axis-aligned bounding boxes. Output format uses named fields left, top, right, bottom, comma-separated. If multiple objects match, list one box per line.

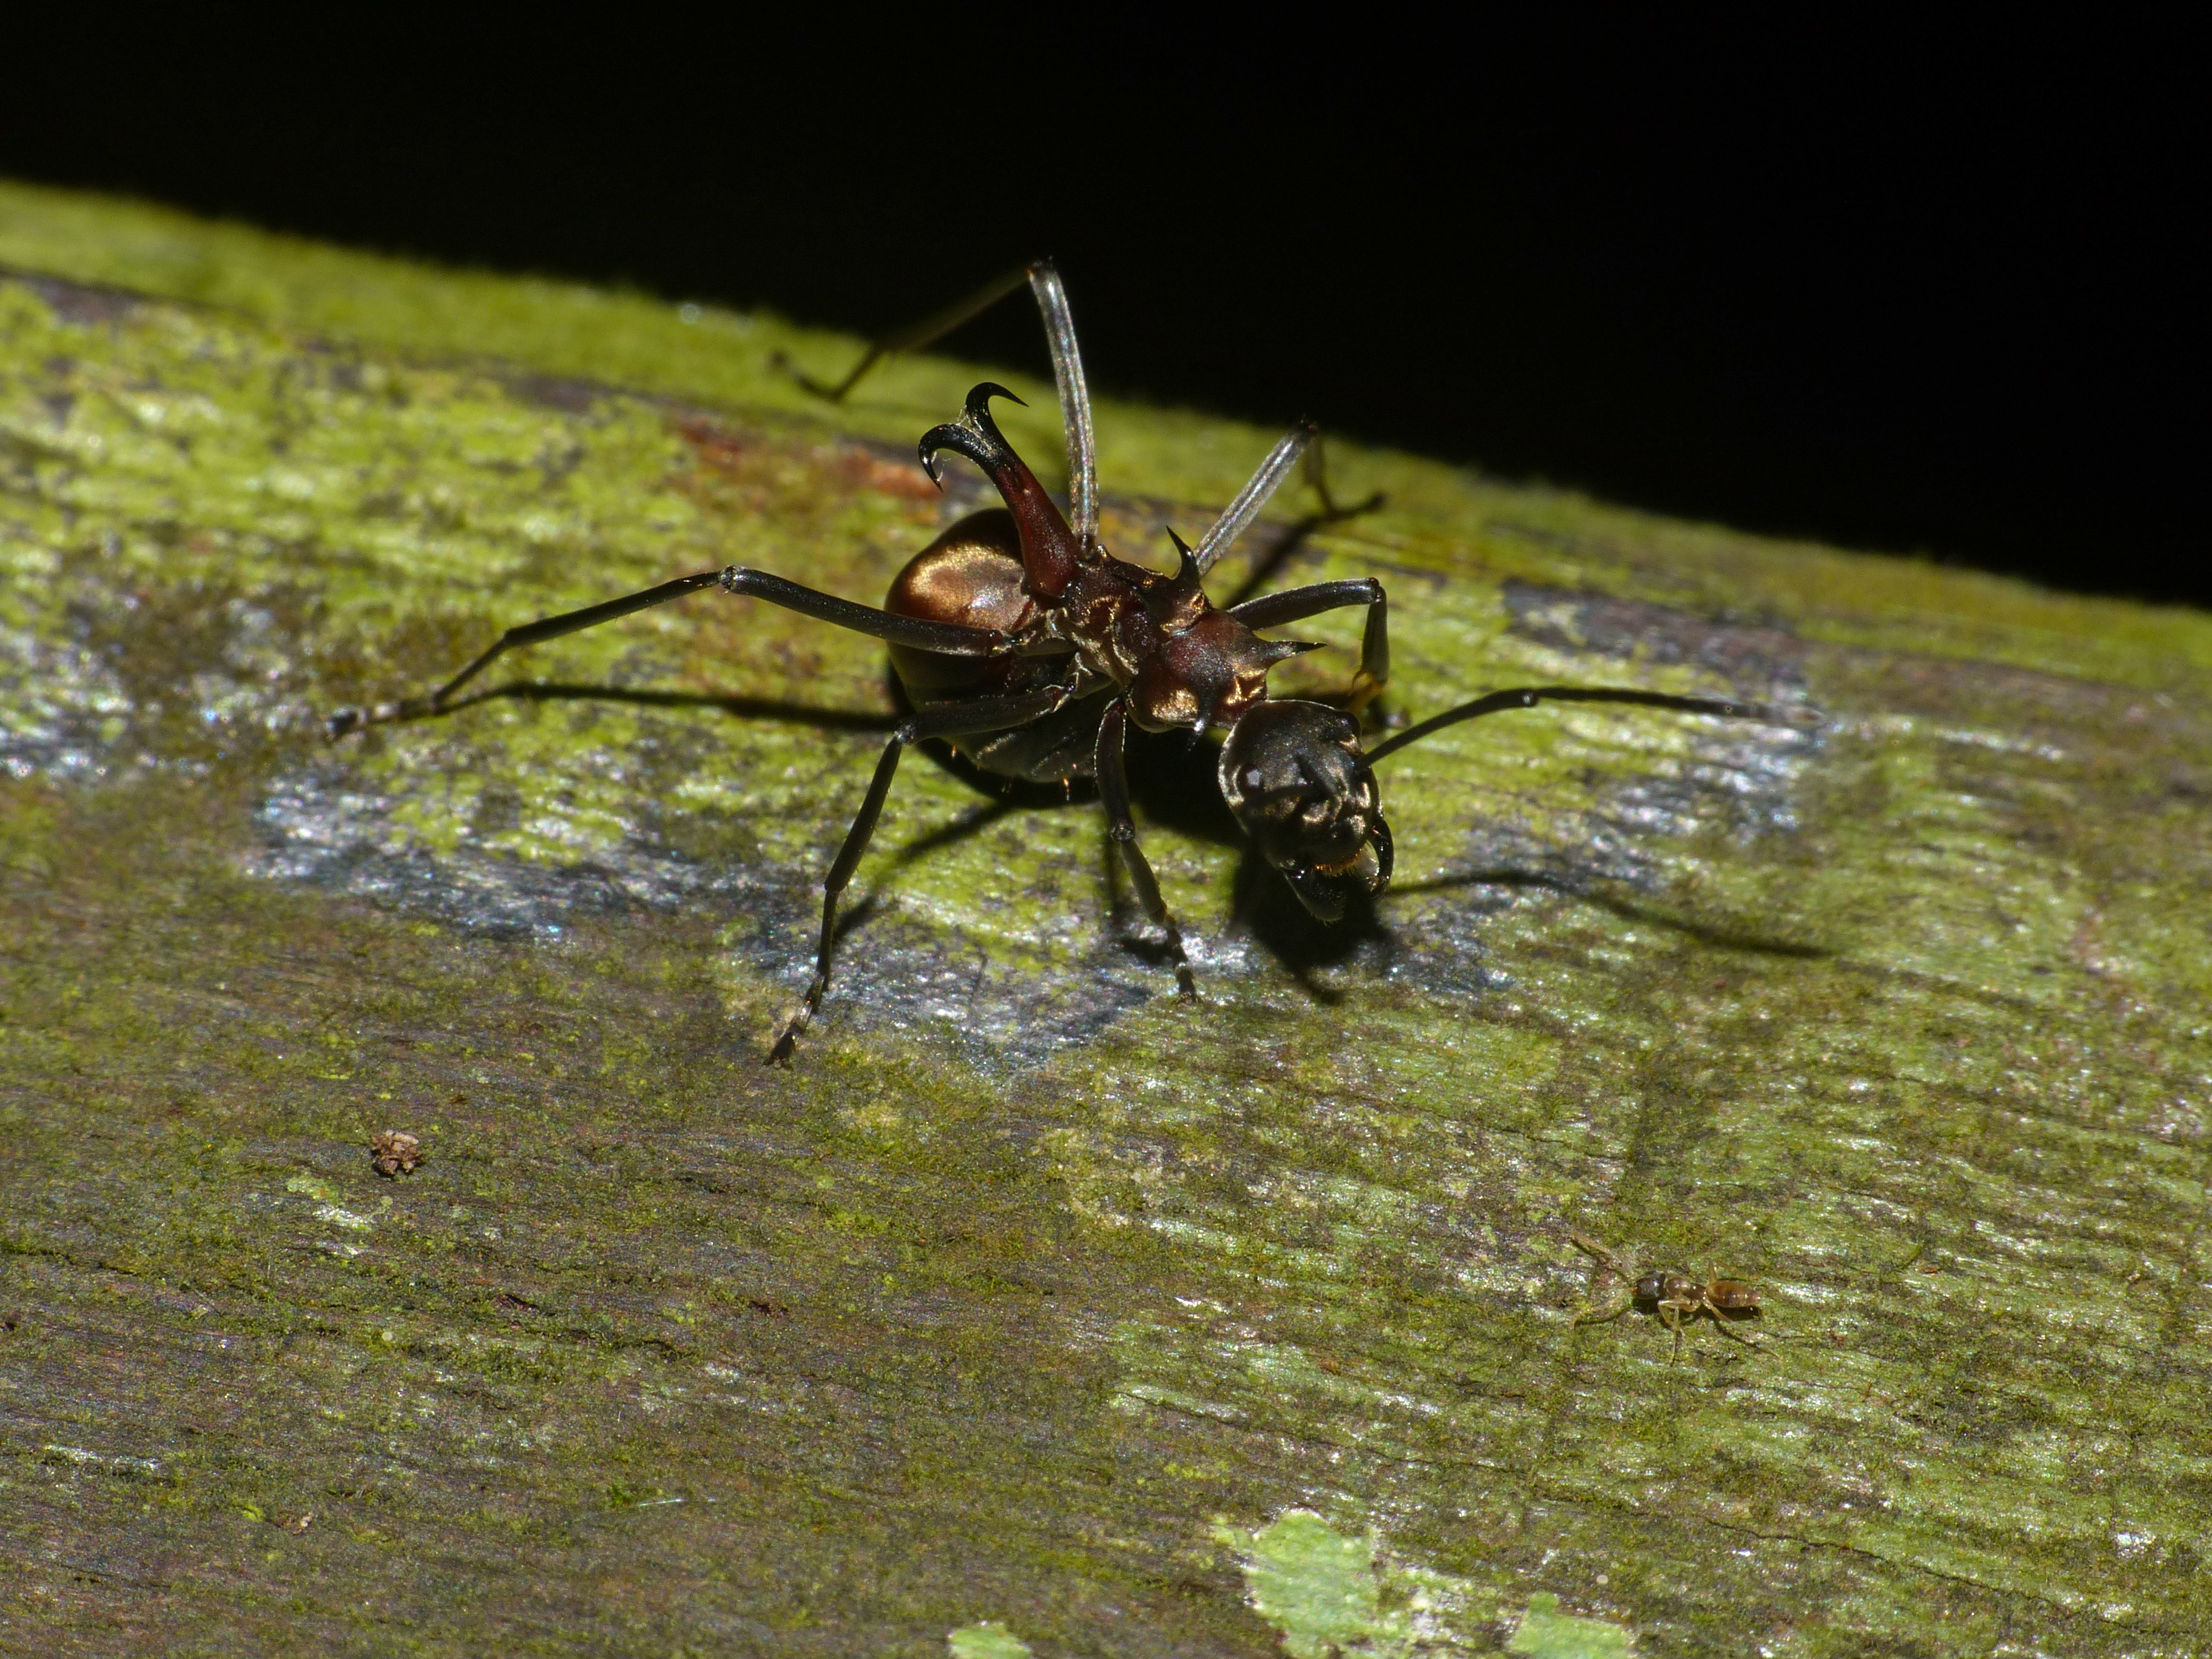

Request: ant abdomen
left=1705, top=1277, right=1761, bottom=1314
left=884, top=509, right=1039, bottom=701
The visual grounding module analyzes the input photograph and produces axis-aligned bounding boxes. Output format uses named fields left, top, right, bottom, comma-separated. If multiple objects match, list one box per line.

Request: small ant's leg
left=782, top=264, right=1031, bottom=402
left=1702, top=1297, right=1763, bottom=1349
left=1094, top=698, right=1197, bottom=999
left=1365, top=685, right=1774, bottom=767
left=1571, top=1296, right=1635, bottom=1328
left=1566, top=1230, right=1636, bottom=1331
left=328, top=567, right=1006, bottom=737
left=770, top=685, right=1072, bottom=1065
left=1566, top=1228, right=1632, bottom=1279
left=1227, top=578, right=1390, bottom=711
left=1658, top=1300, right=1691, bottom=1364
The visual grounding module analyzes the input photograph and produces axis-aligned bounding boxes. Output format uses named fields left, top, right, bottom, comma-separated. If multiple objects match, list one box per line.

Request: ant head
left=1218, top=699, right=1394, bottom=921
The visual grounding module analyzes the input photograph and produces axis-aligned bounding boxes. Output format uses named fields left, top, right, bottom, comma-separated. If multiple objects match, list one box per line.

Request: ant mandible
left=328, top=262, right=1774, bottom=1063
left=1567, top=1229, right=1764, bottom=1361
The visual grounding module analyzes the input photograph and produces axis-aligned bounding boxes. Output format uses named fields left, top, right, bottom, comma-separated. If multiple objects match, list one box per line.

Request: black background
left=4, top=15, right=2197, bottom=604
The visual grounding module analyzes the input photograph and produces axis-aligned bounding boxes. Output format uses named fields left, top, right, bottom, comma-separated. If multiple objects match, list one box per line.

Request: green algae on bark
left=3, top=184, right=2211, bottom=1656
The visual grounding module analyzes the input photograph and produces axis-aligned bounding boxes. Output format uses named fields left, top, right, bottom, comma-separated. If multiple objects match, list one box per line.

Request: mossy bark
left=2, top=181, right=2207, bottom=1657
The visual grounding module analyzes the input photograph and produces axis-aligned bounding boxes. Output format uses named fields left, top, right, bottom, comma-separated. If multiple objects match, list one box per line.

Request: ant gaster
left=328, top=263, right=1772, bottom=1063
left=1568, top=1229, right=1762, bottom=1361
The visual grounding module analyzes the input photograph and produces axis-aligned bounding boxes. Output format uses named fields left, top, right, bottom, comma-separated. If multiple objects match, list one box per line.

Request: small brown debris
left=369, top=1130, right=422, bottom=1177
left=288, top=1512, right=313, bottom=1533
left=747, top=1295, right=791, bottom=1318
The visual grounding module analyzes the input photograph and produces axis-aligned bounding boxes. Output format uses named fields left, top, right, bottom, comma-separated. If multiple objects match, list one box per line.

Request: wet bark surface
left=2, top=182, right=2209, bottom=1656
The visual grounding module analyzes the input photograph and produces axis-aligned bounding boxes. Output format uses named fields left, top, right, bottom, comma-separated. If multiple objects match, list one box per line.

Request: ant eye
left=1242, top=767, right=1265, bottom=791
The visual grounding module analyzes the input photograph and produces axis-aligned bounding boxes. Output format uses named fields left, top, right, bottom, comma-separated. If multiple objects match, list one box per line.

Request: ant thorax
left=1043, top=551, right=1298, bottom=735
left=1638, top=1270, right=1703, bottom=1305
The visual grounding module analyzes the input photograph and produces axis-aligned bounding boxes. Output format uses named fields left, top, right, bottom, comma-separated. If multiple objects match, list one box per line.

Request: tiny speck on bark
left=370, top=1130, right=422, bottom=1176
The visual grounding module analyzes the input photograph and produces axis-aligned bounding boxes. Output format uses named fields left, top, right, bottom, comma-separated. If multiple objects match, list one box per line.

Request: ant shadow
left=419, top=677, right=1817, bottom=1006
left=1394, top=868, right=1830, bottom=961
left=409, top=679, right=902, bottom=733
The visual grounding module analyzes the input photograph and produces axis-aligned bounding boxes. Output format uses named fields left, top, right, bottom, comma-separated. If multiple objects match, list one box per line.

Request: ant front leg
left=1228, top=578, right=1390, bottom=716
left=1566, top=1230, right=1635, bottom=1329
left=1571, top=1296, right=1636, bottom=1329
left=1095, top=699, right=1197, bottom=999
left=769, top=685, right=1074, bottom=1065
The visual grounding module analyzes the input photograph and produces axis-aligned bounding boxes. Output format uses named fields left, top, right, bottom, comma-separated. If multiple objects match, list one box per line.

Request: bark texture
left=2, top=181, right=2209, bottom=1657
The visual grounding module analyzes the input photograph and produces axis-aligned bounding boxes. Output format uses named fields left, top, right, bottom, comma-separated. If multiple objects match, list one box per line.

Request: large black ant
left=328, top=263, right=1775, bottom=1063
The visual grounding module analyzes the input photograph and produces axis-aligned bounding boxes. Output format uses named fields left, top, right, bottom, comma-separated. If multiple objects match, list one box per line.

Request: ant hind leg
left=779, top=265, right=1030, bottom=403
left=328, top=567, right=1004, bottom=738
left=781, top=262, right=1099, bottom=550
left=1702, top=1297, right=1764, bottom=1350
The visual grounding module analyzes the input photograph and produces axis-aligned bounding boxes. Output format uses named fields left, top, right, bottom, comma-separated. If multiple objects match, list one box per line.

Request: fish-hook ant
left=1568, top=1229, right=1763, bottom=1360
left=329, top=263, right=1778, bottom=1062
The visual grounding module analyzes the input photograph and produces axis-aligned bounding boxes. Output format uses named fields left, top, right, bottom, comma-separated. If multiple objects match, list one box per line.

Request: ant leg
left=1566, top=1228, right=1632, bottom=1277
left=1301, top=431, right=1385, bottom=525
left=328, top=566, right=1006, bottom=737
left=1566, top=1230, right=1637, bottom=1329
left=1094, top=698, right=1197, bottom=999
left=1659, top=1301, right=1691, bottom=1364
left=1701, top=1297, right=1763, bottom=1349
left=1365, top=685, right=1773, bottom=766
left=770, top=685, right=1073, bottom=1065
left=1228, top=578, right=1389, bottom=709
left=782, top=261, right=1099, bottom=550
left=782, top=264, right=1030, bottom=402
left=1571, top=1296, right=1635, bottom=1328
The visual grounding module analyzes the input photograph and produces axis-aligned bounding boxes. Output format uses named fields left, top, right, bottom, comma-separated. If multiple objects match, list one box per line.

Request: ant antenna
left=1026, top=260, right=1098, bottom=549
left=1191, top=420, right=1316, bottom=577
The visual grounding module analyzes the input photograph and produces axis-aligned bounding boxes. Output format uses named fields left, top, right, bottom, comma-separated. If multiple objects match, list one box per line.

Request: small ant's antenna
left=1191, top=420, right=1316, bottom=577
